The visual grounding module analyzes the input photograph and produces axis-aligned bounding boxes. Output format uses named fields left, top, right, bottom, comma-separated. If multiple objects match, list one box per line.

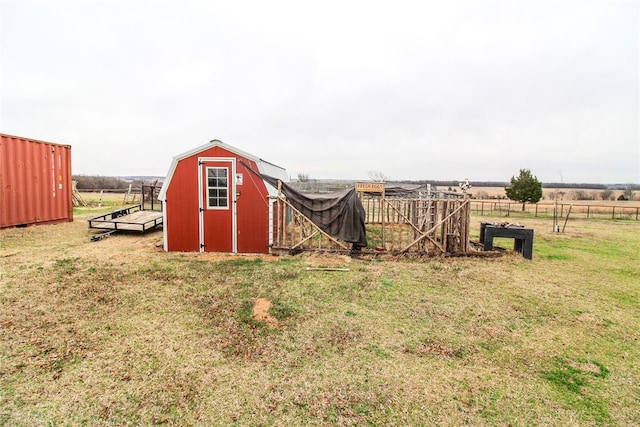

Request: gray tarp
left=383, top=184, right=428, bottom=197
left=262, top=176, right=368, bottom=249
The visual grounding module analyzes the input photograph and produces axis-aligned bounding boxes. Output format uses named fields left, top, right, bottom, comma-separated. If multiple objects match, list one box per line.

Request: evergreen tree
left=505, top=169, right=543, bottom=211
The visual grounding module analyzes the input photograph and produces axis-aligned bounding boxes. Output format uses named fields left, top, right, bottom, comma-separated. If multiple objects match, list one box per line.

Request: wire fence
left=470, top=201, right=640, bottom=220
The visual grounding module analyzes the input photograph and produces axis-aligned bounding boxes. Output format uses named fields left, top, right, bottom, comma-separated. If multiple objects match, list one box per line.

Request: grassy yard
left=0, top=211, right=638, bottom=425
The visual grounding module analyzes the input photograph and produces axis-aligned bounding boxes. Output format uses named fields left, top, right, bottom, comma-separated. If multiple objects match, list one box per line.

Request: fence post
left=465, top=202, right=635, bottom=221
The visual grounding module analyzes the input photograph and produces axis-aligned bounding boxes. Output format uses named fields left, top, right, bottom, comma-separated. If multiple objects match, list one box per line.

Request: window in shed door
left=206, top=167, right=229, bottom=209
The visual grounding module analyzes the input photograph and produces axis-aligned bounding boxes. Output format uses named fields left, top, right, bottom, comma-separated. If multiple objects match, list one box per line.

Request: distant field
left=1, top=211, right=638, bottom=425
left=469, top=188, right=640, bottom=221
left=472, top=186, right=639, bottom=204
left=76, top=188, right=640, bottom=207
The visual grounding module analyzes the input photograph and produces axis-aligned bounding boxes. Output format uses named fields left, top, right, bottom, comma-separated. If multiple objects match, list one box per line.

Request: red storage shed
left=0, top=133, right=73, bottom=229
left=158, top=140, right=288, bottom=253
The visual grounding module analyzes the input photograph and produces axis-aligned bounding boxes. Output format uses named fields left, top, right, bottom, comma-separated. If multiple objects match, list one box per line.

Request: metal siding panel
left=258, top=160, right=288, bottom=182
left=64, top=146, right=74, bottom=221
left=33, top=141, right=44, bottom=221
left=0, top=134, right=73, bottom=228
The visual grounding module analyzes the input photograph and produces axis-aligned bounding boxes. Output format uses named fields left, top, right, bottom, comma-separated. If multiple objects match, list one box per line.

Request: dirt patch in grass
left=253, top=298, right=279, bottom=327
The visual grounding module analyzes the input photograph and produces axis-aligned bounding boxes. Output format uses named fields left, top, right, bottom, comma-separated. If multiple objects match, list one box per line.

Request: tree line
left=73, top=175, right=155, bottom=190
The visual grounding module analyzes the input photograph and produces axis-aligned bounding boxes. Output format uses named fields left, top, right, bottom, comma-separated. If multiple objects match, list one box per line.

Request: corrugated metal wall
left=0, top=133, right=73, bottom=228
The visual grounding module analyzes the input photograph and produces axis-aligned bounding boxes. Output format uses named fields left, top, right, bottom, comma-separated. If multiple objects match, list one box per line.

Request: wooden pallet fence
left=271, top=192, right=472, bottom=255
left=271, top=197, right=350, bottom=252
left=362, top=195, right=470, bottom=254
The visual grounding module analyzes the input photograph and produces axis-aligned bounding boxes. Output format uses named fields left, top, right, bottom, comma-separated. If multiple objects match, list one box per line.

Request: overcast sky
left=1, top=0, right=638, bottom=184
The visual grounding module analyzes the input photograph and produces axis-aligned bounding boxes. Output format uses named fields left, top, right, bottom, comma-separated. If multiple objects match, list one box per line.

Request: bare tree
left=297, top=173, right=309, bottom=182
left=600, top=189, right=614, bottom=201
left=73, top=175, right=130, bottom=190
left=475, top=190, right=489, bottom=200
left=573, top=190, right=594, bottom=200
left=367, top=171, right=389, bottom=182
left=623, top=185, right=635, bottom=201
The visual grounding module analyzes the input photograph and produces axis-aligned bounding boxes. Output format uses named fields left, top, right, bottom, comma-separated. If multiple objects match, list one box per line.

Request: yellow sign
left=356, top=182, right=385, bottom=193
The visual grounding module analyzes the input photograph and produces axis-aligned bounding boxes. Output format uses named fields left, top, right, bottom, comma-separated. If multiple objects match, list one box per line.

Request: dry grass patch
left=1, top=212, right=639, bottom=425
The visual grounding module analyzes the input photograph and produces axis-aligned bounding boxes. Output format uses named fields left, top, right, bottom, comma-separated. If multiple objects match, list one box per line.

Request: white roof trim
left=159, top=139, right=287, bottom=201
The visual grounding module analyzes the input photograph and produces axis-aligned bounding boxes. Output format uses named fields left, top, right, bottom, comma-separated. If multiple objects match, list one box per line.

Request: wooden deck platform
left=88, top=205, right=162, bottom=232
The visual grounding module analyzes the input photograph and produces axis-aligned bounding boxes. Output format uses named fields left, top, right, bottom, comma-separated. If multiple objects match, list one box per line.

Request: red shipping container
left=0, top=133, right=73, bottom=228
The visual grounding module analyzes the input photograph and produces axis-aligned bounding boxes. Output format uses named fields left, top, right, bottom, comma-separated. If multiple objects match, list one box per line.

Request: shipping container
left=0, top=133, right=73, bottom=228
